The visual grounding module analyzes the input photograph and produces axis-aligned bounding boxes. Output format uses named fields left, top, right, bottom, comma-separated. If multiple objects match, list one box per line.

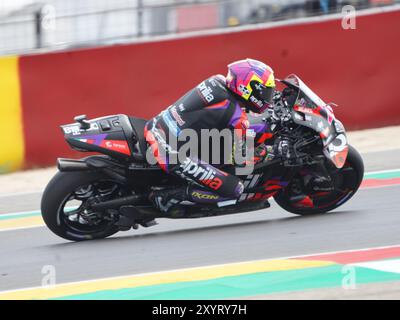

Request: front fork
left=301, top=157, right=335, bottom=193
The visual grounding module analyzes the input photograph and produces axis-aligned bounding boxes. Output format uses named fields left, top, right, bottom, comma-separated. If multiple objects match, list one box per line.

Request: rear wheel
left=41, top=171, right=130, bottom=241
left=273, top=145, right=364, bottom=215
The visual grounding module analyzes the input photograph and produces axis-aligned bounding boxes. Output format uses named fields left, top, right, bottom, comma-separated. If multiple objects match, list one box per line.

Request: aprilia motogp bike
left=41, top=74, right=364, bottom=241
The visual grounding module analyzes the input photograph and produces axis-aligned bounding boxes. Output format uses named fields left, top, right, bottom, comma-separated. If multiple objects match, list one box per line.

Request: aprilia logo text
left=180, top=158, right=222, bottom=190
left=197, top=81, right=214, bottom=103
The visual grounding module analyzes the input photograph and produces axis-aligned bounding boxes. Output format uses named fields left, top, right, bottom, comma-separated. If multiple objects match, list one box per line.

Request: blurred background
left=0, top=0, right=397, bottom=55
left=0, top=0, right=399, bottom=173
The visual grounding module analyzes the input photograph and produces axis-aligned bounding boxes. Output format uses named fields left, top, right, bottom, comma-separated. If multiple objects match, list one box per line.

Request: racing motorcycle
left=41, top=74, right=364, bottom=241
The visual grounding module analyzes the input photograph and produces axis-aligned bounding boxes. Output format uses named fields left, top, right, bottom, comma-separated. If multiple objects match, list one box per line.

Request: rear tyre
left=41, top=171, right=121, bottom=241
left=273, top=145, right=364, bottom=215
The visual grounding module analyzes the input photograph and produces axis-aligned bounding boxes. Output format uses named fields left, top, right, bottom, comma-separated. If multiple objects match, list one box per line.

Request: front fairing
left=282, top=74, right=348, bottom=168
left=323, top=131, right=348, bottom=169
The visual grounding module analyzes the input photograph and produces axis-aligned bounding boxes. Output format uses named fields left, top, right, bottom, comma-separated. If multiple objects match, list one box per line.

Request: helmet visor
left=250, top=81, right=275, bottom=104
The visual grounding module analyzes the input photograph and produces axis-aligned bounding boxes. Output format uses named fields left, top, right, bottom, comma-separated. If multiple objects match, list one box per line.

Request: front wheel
left=41, top=171, right=128, bottom=241
left=273, top=145, right=364, bottom=215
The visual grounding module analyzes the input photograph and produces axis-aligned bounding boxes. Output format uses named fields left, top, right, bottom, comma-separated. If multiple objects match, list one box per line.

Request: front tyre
left=41, top=171, right=121, bottom=241
left=274, top=145, right=364, bottom=215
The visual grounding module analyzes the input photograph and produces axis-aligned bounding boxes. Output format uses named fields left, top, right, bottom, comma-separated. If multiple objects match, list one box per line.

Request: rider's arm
left=226, top=103, right=252, bottom=167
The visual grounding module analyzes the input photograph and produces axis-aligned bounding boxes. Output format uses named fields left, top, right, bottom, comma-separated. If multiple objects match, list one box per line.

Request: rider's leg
left=145, top=123, right=244, bottom=212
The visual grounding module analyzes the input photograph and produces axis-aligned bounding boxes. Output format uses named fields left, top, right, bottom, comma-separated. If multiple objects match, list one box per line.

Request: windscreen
left=296, top=77, right=326, bottom=108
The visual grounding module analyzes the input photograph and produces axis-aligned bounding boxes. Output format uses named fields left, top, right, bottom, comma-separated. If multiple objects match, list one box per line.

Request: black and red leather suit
left=145, top=75, right=261, bottom=203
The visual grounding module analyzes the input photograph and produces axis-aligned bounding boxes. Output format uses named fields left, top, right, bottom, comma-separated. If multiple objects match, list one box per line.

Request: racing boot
left=149, top=186, right=188, bottom=213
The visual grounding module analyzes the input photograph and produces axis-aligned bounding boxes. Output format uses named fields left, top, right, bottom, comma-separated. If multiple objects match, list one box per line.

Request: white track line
left=0, top=225, right=44, bottom=233
left=0, top=190, right=44, bottom=199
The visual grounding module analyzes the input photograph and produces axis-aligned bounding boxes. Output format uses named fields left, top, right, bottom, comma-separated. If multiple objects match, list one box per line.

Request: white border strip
left=0, top=243, right=399, bottom=295
left=0, top=225, right=43, bottom=233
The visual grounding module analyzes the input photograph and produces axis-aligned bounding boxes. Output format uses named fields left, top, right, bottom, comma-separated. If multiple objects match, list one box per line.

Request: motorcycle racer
left=145, top=58, right=278, bottom=212
left=46, top=70, right=363, bottom=241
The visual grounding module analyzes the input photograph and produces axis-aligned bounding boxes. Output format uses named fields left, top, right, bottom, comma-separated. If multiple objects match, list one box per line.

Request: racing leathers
left=144, top=75, right=269, bottom=212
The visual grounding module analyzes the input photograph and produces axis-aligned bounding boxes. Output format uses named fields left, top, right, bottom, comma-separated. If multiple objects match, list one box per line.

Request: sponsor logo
left=162, top=110, right=181, bottom=135
left=191, top=191, right=219, bottom=200
left=170, top=105, right=185, bottom=126
left=63, top=123, right=99, bottom=135
left=105, top=141, right=126, bottom=150
left=102, top=140, right=130, bottom=155
left=180, top=158, right=222, bottom=190
left=250, top=95, right=264, bottom=107
left=294, top=105, right=314, bottom=114
left=63, top=125, right=81, bottom=135
left=197, top=81, right=214, bottom=103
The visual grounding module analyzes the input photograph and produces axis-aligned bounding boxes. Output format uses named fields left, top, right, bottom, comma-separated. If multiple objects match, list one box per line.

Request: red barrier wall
left=19, top=9, right=400, bottom=167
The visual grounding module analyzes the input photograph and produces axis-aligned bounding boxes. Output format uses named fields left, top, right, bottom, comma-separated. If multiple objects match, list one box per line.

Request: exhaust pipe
left=91, top=195, right=143, bottom=211
left=57, top=158, right=89, bottom=172
left=57, top=157, right=128, bottom=184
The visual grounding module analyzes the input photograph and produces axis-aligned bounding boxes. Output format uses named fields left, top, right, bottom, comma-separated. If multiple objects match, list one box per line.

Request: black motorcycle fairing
left=280, top=75, right=349, bottom=168
left=61, top=114, right=142, bottom=161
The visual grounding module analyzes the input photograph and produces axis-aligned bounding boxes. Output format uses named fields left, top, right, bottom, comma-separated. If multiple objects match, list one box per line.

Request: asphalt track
left=0, top=149, right=399, bottom=296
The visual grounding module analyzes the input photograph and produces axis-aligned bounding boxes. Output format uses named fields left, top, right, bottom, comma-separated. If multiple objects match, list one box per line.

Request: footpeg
left=139, top=219, right=158, bottom=228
